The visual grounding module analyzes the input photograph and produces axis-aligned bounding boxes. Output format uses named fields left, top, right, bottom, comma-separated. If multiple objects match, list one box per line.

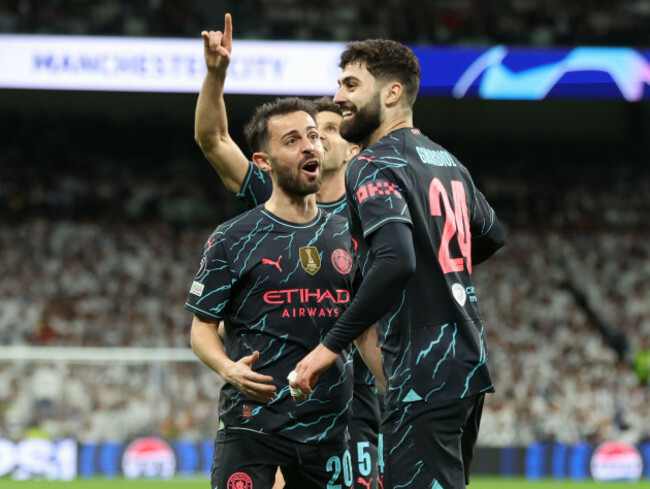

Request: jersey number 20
left=429, top=178, right=472, bottom=274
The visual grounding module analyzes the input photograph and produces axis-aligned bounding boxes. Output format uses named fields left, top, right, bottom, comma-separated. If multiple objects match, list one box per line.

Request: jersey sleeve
left=185, top=237, right=234, bottom=321
left=347, top=154, right=412, bottom=238
left=470, top=189, right=498, bottom=238
left=470, top=188, right=506, bottom=264
left=237, top=161, right=273, bottom=208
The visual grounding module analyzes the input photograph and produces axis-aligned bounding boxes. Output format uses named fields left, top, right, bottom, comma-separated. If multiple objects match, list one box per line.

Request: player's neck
left=264, top=191, right=319, bottom=223
left=366, top=110, right=414, bottom=147
left=315, top=169, right=345, bottom=204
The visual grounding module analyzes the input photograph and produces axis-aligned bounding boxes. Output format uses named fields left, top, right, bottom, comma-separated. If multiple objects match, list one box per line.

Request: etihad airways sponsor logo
left=281, top=307, right=342, bottom=318
left=264, top=288, right=351, bottom=319
left=263, top=288, right=350, bottom=304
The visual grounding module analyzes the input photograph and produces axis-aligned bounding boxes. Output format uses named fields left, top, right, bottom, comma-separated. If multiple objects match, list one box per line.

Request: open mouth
left=301, top=160, right=320, bottom=176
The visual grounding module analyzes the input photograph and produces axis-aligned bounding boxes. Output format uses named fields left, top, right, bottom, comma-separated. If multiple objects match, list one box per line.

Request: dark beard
left=339, top=92, right=382, bottom=144
left=275, top=164, right=322, bottom=197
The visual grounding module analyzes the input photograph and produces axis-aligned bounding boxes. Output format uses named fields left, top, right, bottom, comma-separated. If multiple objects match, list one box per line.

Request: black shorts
left=380, top=394, right=485, bottom=489
left=211, top=428, right=352, bottom=489
left=349, top=414, right=379, bottom=489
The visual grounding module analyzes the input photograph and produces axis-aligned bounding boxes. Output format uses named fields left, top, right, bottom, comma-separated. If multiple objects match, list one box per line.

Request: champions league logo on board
left=122, top=437, right=176, bottom=479
left=590, top=441, right=643, bottom=483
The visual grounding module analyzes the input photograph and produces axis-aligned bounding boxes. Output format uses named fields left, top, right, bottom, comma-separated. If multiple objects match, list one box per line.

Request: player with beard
left=196, top=14, right=383, bottom=489
left=187, top=96, right=365, bottom=489
left=290, top=40, right=506, bottom=489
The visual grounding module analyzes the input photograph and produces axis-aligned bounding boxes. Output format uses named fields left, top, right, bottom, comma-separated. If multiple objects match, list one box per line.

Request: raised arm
left=194, top=13, right=250, bottom=194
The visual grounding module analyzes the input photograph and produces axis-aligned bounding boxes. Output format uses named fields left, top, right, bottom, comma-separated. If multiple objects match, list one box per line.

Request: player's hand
left=289, top=344, right=338, bottom=401
left=223, top=351, right=277, bottom=403
left=201, top=12, right=232, bottom=74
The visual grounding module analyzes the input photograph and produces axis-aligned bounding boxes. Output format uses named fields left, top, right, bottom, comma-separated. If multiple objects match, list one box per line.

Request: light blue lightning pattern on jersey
left=234, top=275, right=269, bottom=319
left=415, top=324, right=449, bottom=364
left=327, top=352, right=353, bottom=394
left=239, top=224, right=274, bottom=272
left=248, top=315, right=267, bottom=332
left=381, top=291, right=406, bottom=342
left=243, top=386, right=292, bottom=422
left=431, top=325, right=458, bottom=381
left=273, top=232, right=296, bottom=259
left=393, top=402, right=412, bottom=428
left=393, top=461, right=425, bottom=489
left=390, top=424, right=412, bottom=456
left=387, top=340, right=412, bottom=402
left=200, top=258, right=229, bottom=281
left=294, top=398, right=354, bottom=443
left=461, top=322, right=487, bottom=398
left=195, top=284, right=232, bottom=306
left=254, top=333, right=289, bottom=364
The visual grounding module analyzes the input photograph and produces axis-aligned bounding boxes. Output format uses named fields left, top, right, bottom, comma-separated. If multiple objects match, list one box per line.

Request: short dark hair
left=243, top=97, right=318, bottom=153
left=339, top=39, right=421, bottom=107
left=312, top=96, right=342, bottom=115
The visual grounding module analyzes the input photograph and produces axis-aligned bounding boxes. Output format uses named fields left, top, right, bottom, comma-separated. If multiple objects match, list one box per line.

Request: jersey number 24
left=429, top=178, right=472, bottom=274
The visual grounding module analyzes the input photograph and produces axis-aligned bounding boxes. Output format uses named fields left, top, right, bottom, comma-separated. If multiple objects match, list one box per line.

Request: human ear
left=252, top=152, right=272, bottom=173
left=385, top=82, right=403, bottom=107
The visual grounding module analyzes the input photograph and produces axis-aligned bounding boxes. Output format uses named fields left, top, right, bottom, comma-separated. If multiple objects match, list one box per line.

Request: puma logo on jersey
left=357, top=155, right=376, bottom=163
left=358, top=477, right=373, bottom=489
left=261, top=255, right=283, bottom=272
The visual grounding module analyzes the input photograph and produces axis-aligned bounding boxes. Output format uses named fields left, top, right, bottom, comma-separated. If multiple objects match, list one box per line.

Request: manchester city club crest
left=299, top=246, right=321, bottom=275
left=331, top=249, right=353, bottom=274
left=227, top=471, right=253, bottom=489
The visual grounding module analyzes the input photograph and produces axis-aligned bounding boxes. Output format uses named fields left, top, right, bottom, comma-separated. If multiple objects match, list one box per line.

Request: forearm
left=471, top=190, right=506, bottom=265
left=191, top=315, right=277, bottom=402
left=322, top=222, right=416, bottom=353
left=354, top=325, right=386, bottom=389
left=190, top=315, right=234, bottom=378
left=472, top=214, right=505, bottom=265
left=291, top=225, right=414, bottom=399
left=195, top=70, right=229, bottom=149
left=194, top=71, right=249, bottom=193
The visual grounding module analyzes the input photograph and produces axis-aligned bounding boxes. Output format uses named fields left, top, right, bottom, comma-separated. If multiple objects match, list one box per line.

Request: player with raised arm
left=195, top=14, right=383, bottom=489
left=290, top=40, right=506, bottom=489
left=187, top=97, right=360, bottom=489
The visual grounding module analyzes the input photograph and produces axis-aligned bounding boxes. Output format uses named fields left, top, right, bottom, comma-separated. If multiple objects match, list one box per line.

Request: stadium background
left=1, top=0, right=649, bottom=485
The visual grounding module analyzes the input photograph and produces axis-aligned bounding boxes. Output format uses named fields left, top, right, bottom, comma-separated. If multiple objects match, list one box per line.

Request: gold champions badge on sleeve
left=299, top=246, right=321, bottom=275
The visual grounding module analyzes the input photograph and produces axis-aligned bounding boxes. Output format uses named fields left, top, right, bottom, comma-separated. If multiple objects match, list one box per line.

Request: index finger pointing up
left=224, top=13, right=232, bottom=43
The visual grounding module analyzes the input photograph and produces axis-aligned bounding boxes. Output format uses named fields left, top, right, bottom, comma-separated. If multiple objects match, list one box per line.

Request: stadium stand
left=1, top=0, right=649, bottom=46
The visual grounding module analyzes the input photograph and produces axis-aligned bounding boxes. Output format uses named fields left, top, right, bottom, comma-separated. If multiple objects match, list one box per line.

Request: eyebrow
left=338, top=75, right=360, bottom=87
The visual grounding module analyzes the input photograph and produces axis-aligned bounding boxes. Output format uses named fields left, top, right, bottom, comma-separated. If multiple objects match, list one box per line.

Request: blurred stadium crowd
left=1, top=114, right=649, bottom=447
left=1, top=0, right=649, bottom=46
